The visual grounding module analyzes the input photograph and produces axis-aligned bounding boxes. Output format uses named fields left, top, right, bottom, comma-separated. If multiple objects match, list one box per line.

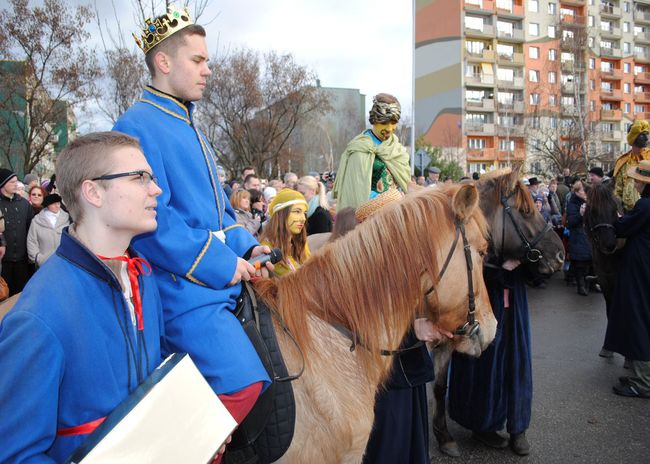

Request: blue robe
left=0, top=230, right=164, bottom=463
left=362, top=331, right=433, bottom=464
left=448, top=266, right=532, bottom=435
left=113, top=87, right=270, bottom=395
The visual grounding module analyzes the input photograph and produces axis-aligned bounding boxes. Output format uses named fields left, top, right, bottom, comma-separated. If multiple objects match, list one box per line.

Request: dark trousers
left=2, top=260, right=31, bottom=296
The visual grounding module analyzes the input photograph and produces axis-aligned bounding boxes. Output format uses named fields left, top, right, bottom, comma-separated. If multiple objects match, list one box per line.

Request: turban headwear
left=627, top=120, right=650, bottom=145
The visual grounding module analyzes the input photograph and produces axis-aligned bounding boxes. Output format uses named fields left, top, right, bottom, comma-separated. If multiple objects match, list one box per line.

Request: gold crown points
left=133, top=5, right=193, bottom=54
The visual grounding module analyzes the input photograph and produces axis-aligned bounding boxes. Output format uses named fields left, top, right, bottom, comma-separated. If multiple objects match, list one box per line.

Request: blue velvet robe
left=0, top=230, right=164, bottom=462
left=362, top=330, right=434, bottom=464
left=114, top=87, right=270, bottom=395
left=448, top=266, right=532, bottom=435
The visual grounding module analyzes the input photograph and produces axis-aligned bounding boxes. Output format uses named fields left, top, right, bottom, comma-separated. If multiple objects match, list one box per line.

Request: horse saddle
left=224, top=283, right=297, bottom=464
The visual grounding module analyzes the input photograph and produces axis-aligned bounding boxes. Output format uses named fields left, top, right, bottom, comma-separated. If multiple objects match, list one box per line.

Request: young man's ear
left=153, top=50, right=172, bottom=76
left=80, top=179, right=104, bottom=209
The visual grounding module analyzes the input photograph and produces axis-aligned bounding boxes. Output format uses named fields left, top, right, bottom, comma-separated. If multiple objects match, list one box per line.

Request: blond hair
left=145, top=24, right=206, bottom=77
left=230, top=188, right=251, bottom=211
left=297, top=175, right=328, bottom=209
left=56, top=131, right=141, bottom=223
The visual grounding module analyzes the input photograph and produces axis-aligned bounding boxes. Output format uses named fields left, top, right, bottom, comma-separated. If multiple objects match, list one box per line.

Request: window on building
left=624, top=83, right=631, bottom=93
left=530, top=93, right=540, bottom=104
left=529, top=69, right=540, bottom=82
left=497, top=91, right=514, bottom=105
left=589, top=58, right=595, bottom=69
left=588, top=79, right=595, bottom=90
left=601, top=81, right=613, bottom=92
left=499, top=139, right=515, bottom=151
left=588, top=16, right=594, bottom=27
left=563, top=29, right=574, bottom=40
left=497, top=43, right=514, bottom=58
left=529, top=46, right=539, bottom=59
left=548, top=25, right=556, bottom=38
left=548, top=71, right=556, bottom=83
left=624, top=42, right=631, bottom=54
left=529, top=23, right=539, bottom=36
left=562, top=96, right=575, bottom=106
left=465, top=16, right=485, bottom=31
left=624, top=2, right=630, bottom=13
left=549, top=94, right=557, bottom=106
left=550, top=117, right=557, bottom=128
left=466, top=89, right=484, bottom=103
left=601, top=61, right=613, bottom=72
left=636, top=104, right=645, bottom=113
left=635, top=65, right=646, bottom=75
left=529, top=0, right=538, bottom=12
left=590, top=101, right=595, bottom=111
left=548, top=49, right=557, bottom=60
left=466, top=40, right=486, bottom=55
left=465, top=113, right=488, bottom=123
left=624, top=62, right=631, bottom=73
left=497, top=67, right=515, bottom=81
left=602, top=102, right=613, bottom=110
left=468, top=138, right=486, bottom=149
left=635, top=84, right=645, bottom=93
left=548, top=2, right=556, bottom=14
left=624, top=22, right=631, bottom=33
left=625, top=103, right=632, bottom=113
left=588, top=37, right=595, bottom=48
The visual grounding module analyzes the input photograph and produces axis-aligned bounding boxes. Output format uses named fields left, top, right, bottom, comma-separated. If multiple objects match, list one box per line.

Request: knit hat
left=263, top=186, right=277, bottom=203
left=42, top=193, right=62, bottom=208
left=23, top=173, right=38, bottom=185
left=268, top=188, right=307, bottom=217
left=627, top=120, right=650, bottom=145
left=0, top=168, right=17, bottom=189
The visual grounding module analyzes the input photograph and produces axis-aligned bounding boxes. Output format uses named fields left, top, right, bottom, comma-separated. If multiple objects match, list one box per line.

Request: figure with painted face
left=112, top=5, right=271, bottom=442
left=332, top=93, right=411, bottom=210
left=259, top=189, right=310, bottom=277
left=613, top=120, right=650, bottom=211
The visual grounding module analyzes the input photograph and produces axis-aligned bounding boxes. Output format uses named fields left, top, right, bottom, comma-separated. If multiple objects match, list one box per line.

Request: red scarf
left=97, top=253, right=152, bottom=331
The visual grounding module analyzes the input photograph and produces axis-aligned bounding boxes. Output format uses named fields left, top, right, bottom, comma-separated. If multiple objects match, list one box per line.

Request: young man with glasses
left=0, top=132, right=166, bottom=462
left=113, top=6, right=271, bottom=433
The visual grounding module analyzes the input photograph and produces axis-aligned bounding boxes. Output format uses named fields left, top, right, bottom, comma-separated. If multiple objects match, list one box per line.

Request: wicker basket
left=355, top=188, right=404, bottom=223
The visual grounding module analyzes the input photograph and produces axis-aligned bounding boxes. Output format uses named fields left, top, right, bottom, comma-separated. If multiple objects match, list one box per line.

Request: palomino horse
left=254, top=184, right=497, bottom=463
left=584, top=184, right=623, bottom=342
left=431, top=169, right=565, bottom=457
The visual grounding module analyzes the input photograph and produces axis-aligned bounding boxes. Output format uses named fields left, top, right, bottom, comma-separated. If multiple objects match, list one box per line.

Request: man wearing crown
left=113, top=5, right=271, bottom=443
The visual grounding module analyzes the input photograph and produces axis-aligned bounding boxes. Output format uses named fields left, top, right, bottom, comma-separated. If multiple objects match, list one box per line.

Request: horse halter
left=500, top=194, right=552, bottom=263
left=588, top=222, right=617, bottom=254
left=426, top=220, right=480, bottom=338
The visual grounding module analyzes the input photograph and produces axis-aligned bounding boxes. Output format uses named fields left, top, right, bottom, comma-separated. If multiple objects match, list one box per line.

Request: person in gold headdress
left=332, top=93, right=411, bottom=210
left=613, top=120, right=650, bottom=211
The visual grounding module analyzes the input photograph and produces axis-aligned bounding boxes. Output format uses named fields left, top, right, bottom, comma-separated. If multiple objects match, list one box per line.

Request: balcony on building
left=601, top=4, right=622, bottom=18
left=497, top=75, right=525, bottom=88
left=635, top=111, right=650, bottom=119
left=600, top=46, right=622, bottom=59
left=601, top=88, right=623, bottom=101
left=497, top=51, right=524, bottom=65
left=600, top=25, right=622, bottom=38
left=496, top=26, right=524, bottom=42
left=465, top=122, right=496, bottom=136
left=465, top=47, right=496, bottom=62
left=561, top=14, right=587, bottom=27
left=560, top=0, right=586, bottom=6
left=601, top=129, right=623, bottom=141
left=635, top=91, right=650, bottom=103
left=636, top=30, right=650, bottom=44
left=634, top=71, right=650, bottom=83
left=561, top=81, right=576, bottom=93
left=635, top=9, right=650, bottom=24
left=466, top=97, right=496, bottom=111
left=601, top=68, right=623, bottom=80
left=466, top=147, right=496, bottom=160
left=495, top=0, right=524, bottom=18
left=635, top=49, right=650, bottom=63
left=601, top=109, right=622, bottom=120
left=498, top=100, right=525, bottom=112
left=465, top=73, right=496, bottom=87
left=561, top=105, right=582, bottom=116
left=464, top=0, right=496, bottom=13
left=497, top=147, right=525, bottom=161
left=465, top=15, right=496, bottom=38
left=561, top=59, right=585, bottom=72
left=636, top=0, right=650, bottom=5
left=497, top=124, right=525, bottom=137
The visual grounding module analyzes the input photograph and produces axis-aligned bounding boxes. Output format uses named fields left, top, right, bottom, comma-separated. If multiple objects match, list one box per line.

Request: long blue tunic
left=0, top=230, right=164, bottom=463
left=448, top=265, right=533, bottom=435
left=113, top=87, right=270, bottom=395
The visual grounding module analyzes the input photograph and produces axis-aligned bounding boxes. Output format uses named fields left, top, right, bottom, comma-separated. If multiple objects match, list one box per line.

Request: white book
left=67, top=353, right=237, bottom=464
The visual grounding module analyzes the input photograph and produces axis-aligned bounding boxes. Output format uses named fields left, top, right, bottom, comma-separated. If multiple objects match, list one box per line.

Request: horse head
left=477, top=168, right=564, bottom=275
left=585, top=184, right=620, bottom=255
left=420, top=184, right=497, bottom=358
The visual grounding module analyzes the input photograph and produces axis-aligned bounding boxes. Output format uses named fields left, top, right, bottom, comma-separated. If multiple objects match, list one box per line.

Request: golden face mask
left=287, top=204, right=307, bottom=235
left=372, top=121, right=398, bottom=141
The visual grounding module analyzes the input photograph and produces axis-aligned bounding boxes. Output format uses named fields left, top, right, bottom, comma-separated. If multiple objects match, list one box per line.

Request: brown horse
left=254, top=184, right=497, bottom=463
left=431, top=169, right=565, bottom=457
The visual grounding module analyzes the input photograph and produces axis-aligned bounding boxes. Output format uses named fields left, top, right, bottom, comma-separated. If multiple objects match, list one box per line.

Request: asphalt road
left=428, top=273, right=650, bottom=464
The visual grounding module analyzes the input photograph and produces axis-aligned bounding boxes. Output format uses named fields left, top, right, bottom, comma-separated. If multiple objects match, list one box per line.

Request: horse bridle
left=425, top=220, right=480, bottom=338
left=500, top=194, right=552, bottom=263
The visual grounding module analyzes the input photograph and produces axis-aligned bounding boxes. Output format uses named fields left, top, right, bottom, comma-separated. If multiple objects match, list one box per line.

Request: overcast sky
left=1, top=0, right=414, bottom=130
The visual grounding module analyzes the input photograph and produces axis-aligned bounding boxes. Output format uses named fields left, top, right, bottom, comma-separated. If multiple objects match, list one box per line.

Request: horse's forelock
left=587, top=184, right=618, bottom=222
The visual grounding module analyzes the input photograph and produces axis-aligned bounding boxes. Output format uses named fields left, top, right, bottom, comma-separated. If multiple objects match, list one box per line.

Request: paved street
left=428, top=273, right=650, bottom=463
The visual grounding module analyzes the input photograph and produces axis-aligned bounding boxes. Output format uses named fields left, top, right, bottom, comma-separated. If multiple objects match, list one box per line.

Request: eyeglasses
left=91, top=170, right=158, bottom=187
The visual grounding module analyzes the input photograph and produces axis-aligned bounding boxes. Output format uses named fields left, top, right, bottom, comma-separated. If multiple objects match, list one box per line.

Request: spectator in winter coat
left=27, top=194, right=71, bottom=268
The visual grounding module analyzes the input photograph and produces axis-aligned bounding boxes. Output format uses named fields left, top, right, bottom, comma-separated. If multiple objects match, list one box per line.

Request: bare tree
left=0, top=0, right=100, bottom=174
left=200, top=49, right=330, bottom=175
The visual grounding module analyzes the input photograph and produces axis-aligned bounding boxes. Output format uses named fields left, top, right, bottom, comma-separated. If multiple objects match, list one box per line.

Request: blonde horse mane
left=479, top=168, right=536, bottom=217
left=255, top=185, right=487, bottom=380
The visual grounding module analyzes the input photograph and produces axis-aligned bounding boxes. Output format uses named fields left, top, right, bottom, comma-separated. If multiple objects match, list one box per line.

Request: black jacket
left=307, top=206, right=332, bottom=235
left=566, top=193, right=592, bottom=261
left=0, top=193, right=34, bottom=262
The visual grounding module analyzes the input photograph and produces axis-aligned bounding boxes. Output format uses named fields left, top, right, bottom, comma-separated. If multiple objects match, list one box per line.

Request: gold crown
left=133, top=5, right=193, bottom=55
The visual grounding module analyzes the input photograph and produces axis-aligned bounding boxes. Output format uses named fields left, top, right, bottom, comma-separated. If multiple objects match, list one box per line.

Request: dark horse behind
left=431, top=169, right=565, bottom=457
left=584, top=184, right=623, bottom=332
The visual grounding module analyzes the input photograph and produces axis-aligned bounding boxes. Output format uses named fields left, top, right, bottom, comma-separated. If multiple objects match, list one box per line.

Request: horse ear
left=452, top=184, right=479, bottom=223
left=510, top=165, right=522, bottom=190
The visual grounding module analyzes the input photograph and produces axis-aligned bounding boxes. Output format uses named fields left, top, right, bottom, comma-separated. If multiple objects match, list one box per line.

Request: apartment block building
left=415, top=0, right=650, bottom=174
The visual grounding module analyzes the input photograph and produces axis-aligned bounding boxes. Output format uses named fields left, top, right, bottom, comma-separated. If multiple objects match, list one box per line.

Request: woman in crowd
left=229, top=189, right=261, bottom=237
left=249, top=188, right=267, bottom=225
left=297, top=175, right=333, bottom=235
left=28, top=186, right=46, bottom=215
left=259, top=189, right=310, bottom=277
left=566, top=180, right=593, bottom=296
left=26, top=194, right=70, bottom=268
left=604, top=159, right=650, bottom=398
left=547, top=178, right=563, bottom=226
